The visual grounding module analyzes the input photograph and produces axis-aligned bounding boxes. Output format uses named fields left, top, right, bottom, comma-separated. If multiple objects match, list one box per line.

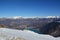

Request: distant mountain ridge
left=0, top=17, right=60, bottom=29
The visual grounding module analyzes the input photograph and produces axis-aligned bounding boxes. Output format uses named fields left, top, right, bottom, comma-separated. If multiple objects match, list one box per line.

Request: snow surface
left=0, top=28, right=60, bottom=40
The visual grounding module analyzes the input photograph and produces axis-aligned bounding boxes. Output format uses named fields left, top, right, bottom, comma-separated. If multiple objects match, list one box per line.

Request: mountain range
left=0, top=17, right=60, bottom=37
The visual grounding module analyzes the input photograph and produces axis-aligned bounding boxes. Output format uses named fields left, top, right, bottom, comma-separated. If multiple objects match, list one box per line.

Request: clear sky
left=0, top=0, right=60, bottom=17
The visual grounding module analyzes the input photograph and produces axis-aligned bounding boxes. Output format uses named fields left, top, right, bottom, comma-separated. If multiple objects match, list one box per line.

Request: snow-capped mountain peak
left=12, top=16, right=23, bottom=19
left=46, top=16, right=60, bottom=18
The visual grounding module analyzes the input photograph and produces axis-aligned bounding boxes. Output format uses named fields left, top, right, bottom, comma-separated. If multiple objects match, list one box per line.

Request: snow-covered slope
left=0, top=28, right=60, bottom=40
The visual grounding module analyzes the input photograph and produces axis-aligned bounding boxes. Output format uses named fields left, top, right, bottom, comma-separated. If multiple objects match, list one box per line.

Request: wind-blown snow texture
left=0, top=28, right=60, bottom=40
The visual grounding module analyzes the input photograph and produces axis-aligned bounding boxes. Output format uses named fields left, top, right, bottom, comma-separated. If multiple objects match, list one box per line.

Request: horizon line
left=0, top=16, right=60, bottom=19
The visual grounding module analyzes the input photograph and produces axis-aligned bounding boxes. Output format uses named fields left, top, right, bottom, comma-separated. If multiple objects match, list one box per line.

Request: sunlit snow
left=0, top=28, right=60, bottom=40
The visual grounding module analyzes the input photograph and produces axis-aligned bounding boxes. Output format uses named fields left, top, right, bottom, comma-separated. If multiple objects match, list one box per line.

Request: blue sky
left=0, top=0, right=60, bottom=17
